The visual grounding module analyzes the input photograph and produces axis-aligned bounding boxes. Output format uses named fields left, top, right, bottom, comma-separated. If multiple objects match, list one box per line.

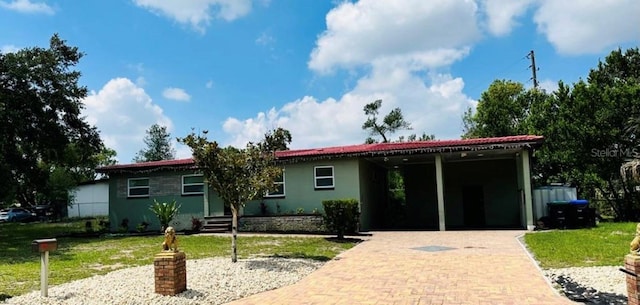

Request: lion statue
left=630, top=223, right=640, bottom=254
left=162, top=226, right=179, bottom=252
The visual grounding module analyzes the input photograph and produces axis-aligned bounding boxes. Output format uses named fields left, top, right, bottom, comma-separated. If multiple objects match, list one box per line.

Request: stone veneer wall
left=239, top=215, right=326, bottom=233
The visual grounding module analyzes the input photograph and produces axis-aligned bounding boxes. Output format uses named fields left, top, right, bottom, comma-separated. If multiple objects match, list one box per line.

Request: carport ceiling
left=366, top=148, right=521, bottom=168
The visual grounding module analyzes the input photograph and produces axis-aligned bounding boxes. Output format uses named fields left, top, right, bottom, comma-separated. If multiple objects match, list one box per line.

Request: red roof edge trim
left=97, top=135, right=543, bottom=172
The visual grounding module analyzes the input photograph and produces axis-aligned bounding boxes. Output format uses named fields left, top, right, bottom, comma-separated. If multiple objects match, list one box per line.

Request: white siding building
left=68, top=179, right=109, bottom=218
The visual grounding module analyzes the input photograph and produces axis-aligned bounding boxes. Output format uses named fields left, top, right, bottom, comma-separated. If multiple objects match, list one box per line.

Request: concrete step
left=201, top=215, right=232, bottom=233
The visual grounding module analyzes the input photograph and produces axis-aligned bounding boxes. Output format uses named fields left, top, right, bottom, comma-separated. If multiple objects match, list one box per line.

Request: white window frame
left=265, top=171, right=286, bottom=198
left=314, top=166, right=335, bottom=189
left=128, top=178, right=150, bottom=198
left=182, top=174, right=205, bottom=195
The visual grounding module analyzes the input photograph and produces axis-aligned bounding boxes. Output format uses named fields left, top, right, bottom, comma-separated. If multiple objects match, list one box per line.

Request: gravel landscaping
left=543, top=266, right=627, bottom=305
left=2, top=257, right=323, bottom=305
left=1, top=248, right=632, bottom=305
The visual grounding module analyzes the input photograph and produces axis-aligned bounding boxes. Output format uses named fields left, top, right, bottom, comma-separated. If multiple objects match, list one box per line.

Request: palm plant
left=149, top=199, right=181, bottom=232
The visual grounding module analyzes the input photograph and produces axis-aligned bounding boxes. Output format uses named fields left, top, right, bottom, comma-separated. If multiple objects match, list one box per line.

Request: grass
left=0, top=220, right=358, bottom=298
left=524, top=222, right=636, bottom=269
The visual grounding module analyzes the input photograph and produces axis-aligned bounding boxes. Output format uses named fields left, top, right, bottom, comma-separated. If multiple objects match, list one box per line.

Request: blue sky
left=1, top=0, right=639, bottom=163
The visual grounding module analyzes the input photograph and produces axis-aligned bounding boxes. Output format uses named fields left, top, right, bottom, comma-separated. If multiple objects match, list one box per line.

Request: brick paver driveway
left=227, top=231, right=574, bottom=305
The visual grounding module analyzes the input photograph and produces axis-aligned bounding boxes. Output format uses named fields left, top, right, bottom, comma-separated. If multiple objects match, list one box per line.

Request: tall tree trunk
left=231, top=204, right=238, bottom=263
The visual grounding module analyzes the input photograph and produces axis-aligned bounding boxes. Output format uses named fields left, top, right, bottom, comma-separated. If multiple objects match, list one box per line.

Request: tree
left=179, top=127, right=291, bottom=262
left=462, top=80, right=544, bottom=138
left=404, top=133, right=435, bottom=142
left=362, top=99, right=412, bottom=143
left=0, top=34, right=104, bottom=207
left=467, top=48, right=640, bottom=220
left=134, top=124, right=176, bottom=162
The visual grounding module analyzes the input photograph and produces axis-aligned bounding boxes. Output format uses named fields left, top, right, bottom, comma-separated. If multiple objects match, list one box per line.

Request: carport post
left=522, top=150, right=535, bottom=230
left=435, top=154, right=446, bottom=231
left=203, top=180, right=209, bottom=216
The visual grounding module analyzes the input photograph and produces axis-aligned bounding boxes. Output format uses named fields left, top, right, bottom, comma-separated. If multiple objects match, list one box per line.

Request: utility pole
left=527, top=50, right=539, bottom=89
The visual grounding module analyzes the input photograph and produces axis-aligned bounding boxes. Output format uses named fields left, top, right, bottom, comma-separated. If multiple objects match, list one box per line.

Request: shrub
left=191, top=216, right=203, bottom=232
left=322, top=199, right=360, bottom=239
left=136, top=221, right=150, bottom=233
left=119, top=218, right=129, bottom=233
left=97, top=218, right=110, bottom=232
left=149, top=200, right=181, bottom=232
left=260, top=202, right=269, bottom=215
left=85, top=221, right=93, bottom=232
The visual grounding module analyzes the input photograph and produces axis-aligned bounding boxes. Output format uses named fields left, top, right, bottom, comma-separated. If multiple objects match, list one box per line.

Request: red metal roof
left=97, top=158, right=196, bottom=172
left=275, top=135, right=543, bottom=159
left=98, top=135, right=543, bottom=172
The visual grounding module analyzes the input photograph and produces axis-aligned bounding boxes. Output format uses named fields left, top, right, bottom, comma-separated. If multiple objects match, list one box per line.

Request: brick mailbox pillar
left=154, top=252, right=187, bottom=296
left=626, top=254, right=640, bottom=305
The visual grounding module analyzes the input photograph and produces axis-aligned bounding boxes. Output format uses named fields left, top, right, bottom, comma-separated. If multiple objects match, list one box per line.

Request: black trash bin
left=547, top=201, right=570, bottom=228
left=547, top=200, right=595, bottom=229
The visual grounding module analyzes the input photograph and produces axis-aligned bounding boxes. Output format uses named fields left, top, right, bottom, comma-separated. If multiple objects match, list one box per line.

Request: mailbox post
left=31, top=239, right=57, bottom=297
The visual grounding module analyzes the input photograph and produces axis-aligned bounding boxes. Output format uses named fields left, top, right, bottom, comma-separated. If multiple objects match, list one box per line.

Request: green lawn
left=0, top=220, right=357, bottom=298
left=524, top=222, right=636, bottom=269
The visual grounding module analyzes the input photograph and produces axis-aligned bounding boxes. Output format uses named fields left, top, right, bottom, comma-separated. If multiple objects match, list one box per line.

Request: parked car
left=2, top=208, right=36, bottom=222
left=33, top=205, right=54, bottom=220
left=0, top=210, right=8, bottom=222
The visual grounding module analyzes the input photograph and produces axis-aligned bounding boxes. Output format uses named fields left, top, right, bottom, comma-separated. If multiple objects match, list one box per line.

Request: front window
left=265, top=172, right=285, bottom=198
left=314, top=166, right=334, bottom=189
left=128, top=178, right=149, bottom=197
left=182, top=174, right=204, bottom=195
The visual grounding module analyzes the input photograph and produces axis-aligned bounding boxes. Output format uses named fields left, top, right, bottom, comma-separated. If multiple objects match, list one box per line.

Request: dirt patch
left=86, top=262, right=126, bottom=271
left=252, top=240, right=282, bottom=247
left=109, top=250, right=135, bottom=260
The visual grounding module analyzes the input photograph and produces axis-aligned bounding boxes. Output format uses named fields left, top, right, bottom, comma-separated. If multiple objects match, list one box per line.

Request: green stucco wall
left=243, top=159, right=362, bottom=217
left=443, top=158, right=521, bottom=228
left=108, top=170, right=209, bottom=232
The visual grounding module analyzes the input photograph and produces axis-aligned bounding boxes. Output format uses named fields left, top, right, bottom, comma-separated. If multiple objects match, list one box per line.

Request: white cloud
left=175, top=143, right=193, bottom=159
left=127, top=62, right=144, bottom=73
left=135, top=76, right=146, bottom=87
left=223, top=71, right=473, bottom=149
left=205, top=80, right=214, bottom=89
left=537, top=79, right=558, bottom=93
left=225, top=0, right=479, bottom=148
left=481, top=0, right=534, bottom=36
left=255, top=32, right=275, bottom=46
left=0, top=0, right=54, bottom=14
left=162, top=87, right=191, bottom=102
left=133, top=0, right=252, bottom=32
left=533, top=0, right=640, bottom=54
left=308, top=0, right=480, bottom=73
left=82, top=78, right=173, bottom=163
left=1, top=44, right=19, bottom=53
left=223, top=0, right=640, bottom=149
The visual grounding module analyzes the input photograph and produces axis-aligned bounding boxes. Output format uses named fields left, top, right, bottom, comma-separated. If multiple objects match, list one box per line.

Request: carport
left=359, top=136, right=542, bottom=231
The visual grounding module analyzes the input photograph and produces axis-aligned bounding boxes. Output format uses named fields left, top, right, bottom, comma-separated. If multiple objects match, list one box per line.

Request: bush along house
left=96, top=135, right=543, bottom=233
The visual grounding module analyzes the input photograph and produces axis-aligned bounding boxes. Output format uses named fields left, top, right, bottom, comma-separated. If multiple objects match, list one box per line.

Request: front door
left=462, top=185, right=485, bottom=228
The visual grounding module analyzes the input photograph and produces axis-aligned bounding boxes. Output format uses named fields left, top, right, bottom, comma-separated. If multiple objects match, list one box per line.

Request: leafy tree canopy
left=134, top=123, right=175, bottom=162
left=362, top=99, right=434, bottom=143
left=179, top=127, right=291, bottom=262
left=362, top=99, right=412, bottom=143
left=462, top=79, right=545, bottom=139
left=464, top=47, right=640, bottom=220
left=0, top=34, right=105, bottom=207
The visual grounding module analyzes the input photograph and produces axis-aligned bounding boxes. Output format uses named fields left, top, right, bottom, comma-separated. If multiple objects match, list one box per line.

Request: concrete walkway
left=227, top=231, right=575, bottom=305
